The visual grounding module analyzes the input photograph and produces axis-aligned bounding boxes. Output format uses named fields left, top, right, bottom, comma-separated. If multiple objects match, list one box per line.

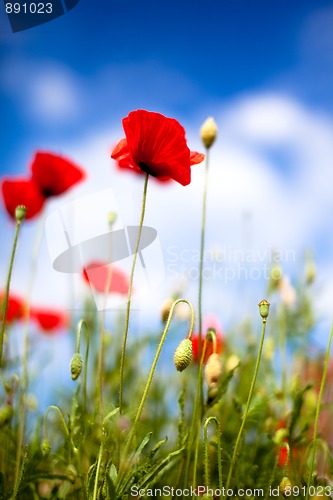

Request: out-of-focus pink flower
left=82, top=261, right=130, bottom=295
left=278, top=276, right=297, bottom=307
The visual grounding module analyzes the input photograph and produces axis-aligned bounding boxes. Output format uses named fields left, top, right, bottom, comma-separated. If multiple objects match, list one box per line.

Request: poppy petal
left=31, top=307, right=68, bottom=332
left=1, top=178, right=45, bottom=220
left=83, top=261, right=130, bottom=295
left=31, top=152, right=85, bottom=197
left=113, top=110, right=204, bottom=186
left=0, top=293, right=25, bottom=323
left=190, top=151, right=206, bottom=165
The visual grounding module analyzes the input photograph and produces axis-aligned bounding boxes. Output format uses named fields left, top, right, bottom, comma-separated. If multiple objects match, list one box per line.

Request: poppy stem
left=305, top=319, right=333, bottom=500
left=0, top=219, right=23, bottom=368
left=14, top=212, right=44, bottom=490
left=198, top=148, right=210, bottom=365
left=225, top=316, right=267, bottom=495
left=119, top=173, right=149, bottom=415
left=117, top=299, right=194, bottom=483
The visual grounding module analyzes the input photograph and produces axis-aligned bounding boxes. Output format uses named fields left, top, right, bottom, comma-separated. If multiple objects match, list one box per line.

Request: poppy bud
left=174, top=339, right=193, bottom=372
left=200, top=117, right=218, bottom=149
left=70, top=353, right=83, bottom=380
left=280, top=477, right=292, bottom=496
left=15, top=205, right=27, bottom=222
left=41, top=438, right=51, bottom=456
left=305, top=255, right=316, bottom=285
left=108, top=211, right=117, bottom=226
left=161, top=298, right=174, bottom=323
left=0, top=404, right=13, bottom=427
left=205, top=353, right=222, bottom=388
left=258, top=299, right=270, bottom=321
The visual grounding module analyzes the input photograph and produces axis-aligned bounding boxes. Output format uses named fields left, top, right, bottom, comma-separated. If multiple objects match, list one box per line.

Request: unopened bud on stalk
left=200, top=117, right=218, bottom=149
left=205, top=353, right=223, bottom=389
left=161, top=298, right=174, bottom=323
left=41, top=438, right=51, bottom=456
left=280, top=477, right=292, bottom=496
left=0, top=404, right=13, bottom=427
left=15, top=205, right=27, bottom=222
left=108, top=211, right=117, bottom=226
left=174, top=339, right=193, bottom=372
left=70, top=353, right=83, bottom=380
left=305, top=252, right=316, bottom=285
left=258, top=299, right=270, bottom=322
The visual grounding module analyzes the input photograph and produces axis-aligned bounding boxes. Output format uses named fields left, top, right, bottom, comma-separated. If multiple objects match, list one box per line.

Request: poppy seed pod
left=280, top=477, right=292, bottom=496
left=205, top=353, right=223, bottom=388
left=41, top=438, right=51, bottom=456
left=70, top=353, right=83, bottom=380
left=0, top=404, right=14, bottom=428
left=15, top=205, right=27, bottom=222
left=174, top=339, right=193, bottom=372
left=258, top=299, right=270, bottom=321
left=200, top=117, right=218, bottom=149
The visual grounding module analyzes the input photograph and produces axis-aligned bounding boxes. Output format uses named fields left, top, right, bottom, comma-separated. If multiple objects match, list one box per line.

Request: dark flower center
left=41, top=188, right=54, bottom=198
left=139, top=162, right=155, bottom=177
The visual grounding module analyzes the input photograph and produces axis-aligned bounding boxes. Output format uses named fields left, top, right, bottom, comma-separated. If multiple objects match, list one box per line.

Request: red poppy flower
left=277, top=442, right=289, bottom=467
left=111, top=110, right=205, bottom=185
left=0, top=293, right=26, bottom=323
left=30, top=152, right=85, bottom=197
left=1, top=151, right=85, bottom=220
left=30, top=307, right=68, bottom=332
left=1, top=178, right=46, bottom=220
left=191, top=315, right=224, bottom=363
left=82, top=261, right=130, bottom=295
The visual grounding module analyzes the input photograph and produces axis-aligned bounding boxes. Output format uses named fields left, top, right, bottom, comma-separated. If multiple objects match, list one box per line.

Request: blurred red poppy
left=1, top=178, right=45, bottom=220
left=31, top=307, right=68, bottom=332
left=111, top=110, right=204, bottom=185
left=191, top=315, right=224, bottom=363
left=82, top=261, right=130, bottom=295
left=1, top=151, right=85, bottom=220
left=0, top=293, right=25, bottom=323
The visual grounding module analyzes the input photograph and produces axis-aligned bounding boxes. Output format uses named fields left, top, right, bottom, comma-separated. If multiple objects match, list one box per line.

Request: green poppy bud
left=41, top=438, right=51, bottom=456
left=0, top=404, right=13, bottom=427
left=174, top=339, right=193, bottom=372
left=280, top=477, right=292, bottom=496
left=70, top=353, right=83, bottom=380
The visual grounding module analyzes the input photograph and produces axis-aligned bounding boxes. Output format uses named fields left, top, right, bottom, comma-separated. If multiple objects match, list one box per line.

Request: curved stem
left=225, top=318, right=267, bottom=494
left=305, top=320, right=333, bottom=500
left=93, top=441, right=104, bottom=500
left=0, top=220, right=22, bottom=368
left=119, top=173, right=149, bottom=414
left=118, top=299, right=194, bottom=479
left=204, top=416, right=223, bottom=497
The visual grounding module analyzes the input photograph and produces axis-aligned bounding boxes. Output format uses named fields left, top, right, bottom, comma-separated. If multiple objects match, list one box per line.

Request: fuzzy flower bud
left=280, top=477, right=292, bottom=496
left=258, top=299, right=270, bottom=322
left=0, top=404, right=13, bottom=428
left=174, top=339, right=193, bottom=372
left=200, top=117, right=218, bottom=149
left=108, top=211, right=117, bottom=226
left=15, top=205, right=27, bottom=222
left=205, top=353, right=223, bottom=389
left=161, top=298, right=174, bottom=323
left=41, top=438, right=51, bottom=456
left=70, top=353, right=83, bottom=380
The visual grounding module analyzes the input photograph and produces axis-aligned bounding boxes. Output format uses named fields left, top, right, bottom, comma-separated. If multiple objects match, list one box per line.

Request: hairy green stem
left=225, top=318, right=267, bottom=494
left=204, top=417, right=223, bottom=498
left=305, top=320, right=333, bottom=500
left=118, top=299, right=194, bottom=480
left=0, top=219, right=23, bottom=367
left=119, top=173, right=149, bottom=414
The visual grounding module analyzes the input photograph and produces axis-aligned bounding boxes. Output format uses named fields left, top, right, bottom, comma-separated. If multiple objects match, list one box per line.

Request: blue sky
left=1, top=0, right=333, bottom=348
